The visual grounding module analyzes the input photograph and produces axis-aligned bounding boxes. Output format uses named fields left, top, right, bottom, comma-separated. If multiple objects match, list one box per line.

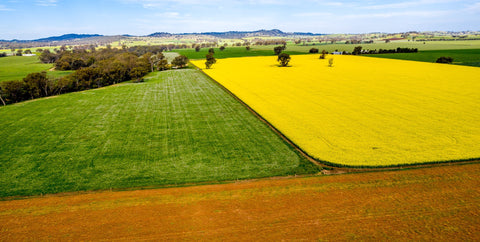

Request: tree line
left=0, top=45, right=189, bottom=105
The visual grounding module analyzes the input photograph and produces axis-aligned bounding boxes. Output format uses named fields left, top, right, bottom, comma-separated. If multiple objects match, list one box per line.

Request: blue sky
left=1, top=0, right=479, bottom=40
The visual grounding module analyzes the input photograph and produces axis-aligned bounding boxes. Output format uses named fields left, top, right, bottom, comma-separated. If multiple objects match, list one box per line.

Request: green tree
left=172, top=55, right=189, bottom=68
left=219, top=46, right=225, bottom=51
left=246, top=46, right=251, bottom=51
left=0, top=86, right=6, bottom=106
left=147, top=52, right=158, bottom=72
left=156, top=52, right=169, bottom=71
left=320, top=50, right=327, bottom=59
left=39, top=50, right=58, bottom=63
left=205, top=53, right=216, bottom=69
left=436, top=56, right=453, bottom=64
left=0, top=80, right=27, bottom=103
left=16, top=49, right=23, bottom=56
left=277, top=53, right=291, bottom=67
left=208, top=48, right=215, bottom=54
left=352, top=46, right=362, bottom=55
left=24, top=72, right=50, bottom=98
left=195, top=46, right=201, bottom=52
left=274, top=46, right=284, bottom=55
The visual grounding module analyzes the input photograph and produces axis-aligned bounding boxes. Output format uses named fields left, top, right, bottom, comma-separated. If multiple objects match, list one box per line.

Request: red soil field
left=1, top=163, right=480, bottom=240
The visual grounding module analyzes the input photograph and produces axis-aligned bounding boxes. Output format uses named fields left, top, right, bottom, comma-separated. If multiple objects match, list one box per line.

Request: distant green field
left=0, top=69, right=317, bottom=197
left=171, top=40, right=480, bottom=61
left=277, top=40, right=480, bottom=53
left=47, top=70, right=74, bottom=79
left=169, top=46, right=305, bottom=60
left=366, top=49, right=480, bottom=67
left=0, top=56, right=53, bottom=82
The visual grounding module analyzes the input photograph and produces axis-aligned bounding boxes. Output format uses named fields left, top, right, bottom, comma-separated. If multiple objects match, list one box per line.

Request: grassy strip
left=366, top=49, right=480, bottom=67
left=0, top=69, right=318, bottom=197
left=169, top=46, right=305, bottom=60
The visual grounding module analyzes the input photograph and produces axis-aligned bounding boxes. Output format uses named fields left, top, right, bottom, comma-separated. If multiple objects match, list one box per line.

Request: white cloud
left=345, top=10, right=451, bottom=18
left=155, top=12, right=181, bottom=18
left=121, top=0, right=292, bottom=8
left=465, top=2, right=480, bottom=13
left=294, top=10, right=451, bottom=19
left=0, top=4, right=14, bottom=11
left=36, top=0, right=58, bottom=7
left=362, top=0, right=458, bottom=10
left=121, top=0, right=223, bottom=8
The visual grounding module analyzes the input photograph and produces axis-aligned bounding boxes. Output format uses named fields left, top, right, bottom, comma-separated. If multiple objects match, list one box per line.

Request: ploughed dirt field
left=1, top=163, right=480, bottom=240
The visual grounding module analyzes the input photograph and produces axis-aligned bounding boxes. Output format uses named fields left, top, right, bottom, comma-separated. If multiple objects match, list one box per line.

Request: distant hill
left=148, top=29, right=324, bottom=38
left=33, top=34, right=103, bottom=42
left=168, top=29, right=324, bottom=38
left=1, top=30, right=323, bottom=43
left=147, top=32, right=173, bottom=37
left=196, top=29, right=287, bottom=38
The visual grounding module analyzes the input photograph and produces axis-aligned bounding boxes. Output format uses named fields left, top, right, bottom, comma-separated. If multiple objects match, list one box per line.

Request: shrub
left=436, top=56, right=453, bottom=64
left=309, top=48, right=319, bottom=53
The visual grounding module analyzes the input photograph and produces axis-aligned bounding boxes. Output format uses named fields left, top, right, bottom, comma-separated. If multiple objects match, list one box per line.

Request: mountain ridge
left=2, top=29, right=324, bottom=42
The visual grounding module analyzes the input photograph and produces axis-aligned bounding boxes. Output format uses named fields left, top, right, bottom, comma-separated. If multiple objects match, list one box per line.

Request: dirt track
left=1, top=163, right=480, bottom=240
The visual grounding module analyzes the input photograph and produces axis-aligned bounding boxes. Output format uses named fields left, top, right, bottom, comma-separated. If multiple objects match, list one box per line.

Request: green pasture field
left=0, top=69, right=318, bottom=197
left=261, top=40, right=480, bottom=53
left=0, top=56, right=53, bottom=82
left=169, top=46, right=305, bottom=60
left=367, top=49, right=480, bottom=67
left=47, top=70, right=74, bottom=79
left=170, top=40, right=480, bottom=60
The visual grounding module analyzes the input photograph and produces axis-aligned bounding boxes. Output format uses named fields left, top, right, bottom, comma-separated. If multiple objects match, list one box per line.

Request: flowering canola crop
left=191, top=55, right=480, bottom=166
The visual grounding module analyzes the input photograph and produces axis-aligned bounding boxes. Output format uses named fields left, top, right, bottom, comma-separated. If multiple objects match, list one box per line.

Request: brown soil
left=1, top=163, right=480, bottom=241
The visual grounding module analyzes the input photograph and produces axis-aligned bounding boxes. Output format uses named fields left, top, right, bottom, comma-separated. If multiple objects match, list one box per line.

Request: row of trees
left=352, top=46, right=419, bottom=55
left=0, top=47, right=190, bottom=105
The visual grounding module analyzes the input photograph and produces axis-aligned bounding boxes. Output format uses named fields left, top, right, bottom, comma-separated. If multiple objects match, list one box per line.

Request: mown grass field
left=169, top=46, right=305, bottom=60
left=368, top=49, right=480, bottom=67
left=270, top=39, right=480, bottom=53
left=2, top=163, right=479, bottom=240
left=192, top=55, right=480, bottom=167
left=0, top=56, right=53, bottom=82
left=0, top=69, right=317, bottom=197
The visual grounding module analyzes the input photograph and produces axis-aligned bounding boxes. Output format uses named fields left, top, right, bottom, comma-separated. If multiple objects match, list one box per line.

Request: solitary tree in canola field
left=278, top=53, right=291, bottom=67
left=205, top=53, right=216, bottom=69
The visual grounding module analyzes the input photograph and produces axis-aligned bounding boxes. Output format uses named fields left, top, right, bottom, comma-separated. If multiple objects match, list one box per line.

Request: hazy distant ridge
left=148, top=29, right=324, bottom=38
left=33, top=34, right=103, bottom=42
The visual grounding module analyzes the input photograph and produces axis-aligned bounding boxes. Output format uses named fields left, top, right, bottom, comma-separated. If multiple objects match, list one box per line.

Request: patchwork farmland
left=192, top=55, right=480, bottom=167
left=1, top=33, right=480, bottom=240
left=0, top=69, right=317, bottom=197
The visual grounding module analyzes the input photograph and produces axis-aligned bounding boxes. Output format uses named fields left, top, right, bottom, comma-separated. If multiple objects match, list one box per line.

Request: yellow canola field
left=191, top=55, right=480, bottom=166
